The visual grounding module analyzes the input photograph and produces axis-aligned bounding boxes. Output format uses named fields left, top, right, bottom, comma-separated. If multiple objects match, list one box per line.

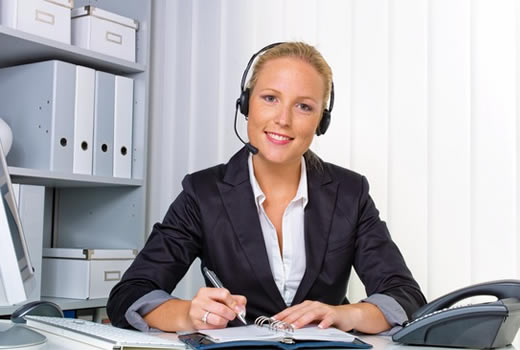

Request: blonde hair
left=247, top=42, right=333, bottom=110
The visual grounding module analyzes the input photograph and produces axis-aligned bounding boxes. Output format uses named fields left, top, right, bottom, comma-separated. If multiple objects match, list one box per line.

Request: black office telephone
left=392, top=279, right=520, bottom=349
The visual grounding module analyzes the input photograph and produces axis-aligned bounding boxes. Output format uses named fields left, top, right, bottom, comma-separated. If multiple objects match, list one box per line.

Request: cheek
left=246, top=104, right=276, bottom=133
left=249, top=101, right=277, bottom=122
left=246, top=112, right=265, bottom=141
left=297, top=117, right=320, bottom=139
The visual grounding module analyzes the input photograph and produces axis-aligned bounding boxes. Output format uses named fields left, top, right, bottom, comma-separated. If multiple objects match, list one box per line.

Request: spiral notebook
left=179, top=316, right=372, bottom=350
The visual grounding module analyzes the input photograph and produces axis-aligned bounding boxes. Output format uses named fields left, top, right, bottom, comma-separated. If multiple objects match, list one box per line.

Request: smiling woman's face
left=247, top=56, right=325, bottom=167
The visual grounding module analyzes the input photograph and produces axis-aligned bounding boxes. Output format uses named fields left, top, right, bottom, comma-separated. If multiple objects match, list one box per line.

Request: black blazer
left=107, top=147, right=426, bottom=328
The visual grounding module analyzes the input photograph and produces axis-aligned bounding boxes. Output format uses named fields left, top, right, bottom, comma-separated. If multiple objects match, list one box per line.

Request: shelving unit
left=0, top=0, right=152, bottom=316
left=0, top=25, right=145, bottom=73
left=10, top=167, right=143, bottom=187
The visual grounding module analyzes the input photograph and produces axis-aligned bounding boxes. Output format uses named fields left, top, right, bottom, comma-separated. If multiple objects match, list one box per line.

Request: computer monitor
left=0, top=143, right=47, bottom=348
left=0, top=141, right=34, bottom=306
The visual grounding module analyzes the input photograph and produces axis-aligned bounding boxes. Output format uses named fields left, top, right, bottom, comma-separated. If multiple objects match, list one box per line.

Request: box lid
left=71, top=5, right=138, bottom=30
left=43, top=248, right=137, bottom=260
left=45, top=0, right=74, bottom=9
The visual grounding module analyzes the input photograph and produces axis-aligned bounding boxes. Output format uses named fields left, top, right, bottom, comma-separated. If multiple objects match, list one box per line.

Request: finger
left=318, top=316, right=334, bottom=329
left=195, top=317, right=228, bottom=330
left=208, top=288, right=245, bottom=318
left=192, top=289, right=236, bottom=322
left=231, top=295, right=247, bottom=314
left=192, top=308, right=230, bottom=330
left=204, top=300, right=237, bottom=321
left=232, top=294, right=247, bottom=307
left=197, top=288, right=237, bottom=321
left=203, top=311, right=229, bottom=328
left=282, top=302, right=328, bottom=328
left=189, top=306, right=228, bottom=330
left=273, top=301, right=311, bottom=320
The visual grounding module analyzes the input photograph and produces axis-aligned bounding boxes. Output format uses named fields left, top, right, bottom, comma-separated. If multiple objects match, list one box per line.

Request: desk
left=0, top=320, right=515, bottom=350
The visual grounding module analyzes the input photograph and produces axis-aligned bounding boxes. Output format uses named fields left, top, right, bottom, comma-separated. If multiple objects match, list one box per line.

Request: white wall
left=148, top=0, right=520, bottom=334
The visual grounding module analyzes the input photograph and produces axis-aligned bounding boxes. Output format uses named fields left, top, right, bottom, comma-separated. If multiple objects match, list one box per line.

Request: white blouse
left=247, top=154, right=308, bottom=306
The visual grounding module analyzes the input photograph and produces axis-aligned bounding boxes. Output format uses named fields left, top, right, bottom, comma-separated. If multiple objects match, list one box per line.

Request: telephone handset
left=392, top=279, right=520, bottom=349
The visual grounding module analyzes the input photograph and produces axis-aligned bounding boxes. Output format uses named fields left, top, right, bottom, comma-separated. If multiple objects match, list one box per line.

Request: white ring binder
left=254, top=316, right=294, bottom=333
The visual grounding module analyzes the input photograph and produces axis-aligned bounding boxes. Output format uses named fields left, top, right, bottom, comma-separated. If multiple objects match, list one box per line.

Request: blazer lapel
left=217, top=148, right=286, bottom=310
left=292, top=164, right=338, bottom=305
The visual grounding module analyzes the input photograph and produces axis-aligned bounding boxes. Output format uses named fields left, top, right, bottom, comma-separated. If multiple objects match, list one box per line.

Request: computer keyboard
left=25, top=315, right=185, bottom=349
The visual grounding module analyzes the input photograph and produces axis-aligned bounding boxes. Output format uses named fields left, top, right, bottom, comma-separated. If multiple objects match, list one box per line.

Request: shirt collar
left=247, top=154, right=309, bottom=208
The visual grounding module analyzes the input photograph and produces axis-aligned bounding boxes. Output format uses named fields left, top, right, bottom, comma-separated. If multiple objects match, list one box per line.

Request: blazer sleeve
left=353, top=176, right=427, bottom=319
left=107, top=175, right=203, bottom=328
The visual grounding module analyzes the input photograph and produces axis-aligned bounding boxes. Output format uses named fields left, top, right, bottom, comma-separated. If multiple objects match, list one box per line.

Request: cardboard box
left=41, top=248, right=136, bottom=299
left=0, top=0, right=73, bottom=44
left=71, top=6, right=138, bottom=62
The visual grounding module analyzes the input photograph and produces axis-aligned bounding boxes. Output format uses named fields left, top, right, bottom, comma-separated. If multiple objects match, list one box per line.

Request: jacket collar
left=218, top=147, right=337, bottom=309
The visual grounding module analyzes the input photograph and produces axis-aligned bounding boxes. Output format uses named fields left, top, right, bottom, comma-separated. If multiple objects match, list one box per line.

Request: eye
left=262, top=95, right=277, bottom=103
left=297, top=103, right=313, bottom=112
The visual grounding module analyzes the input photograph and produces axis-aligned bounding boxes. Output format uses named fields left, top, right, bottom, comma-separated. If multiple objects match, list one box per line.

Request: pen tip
left=238, top=314, right=247, bottom=325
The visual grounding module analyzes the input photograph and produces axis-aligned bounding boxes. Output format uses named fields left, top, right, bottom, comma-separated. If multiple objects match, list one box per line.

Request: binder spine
left=93, top=71, right=115, bottom=177
left=113, top=75, right=134, bottom=178
left=52, top=61, right=75, bottom=172
left=73, top=65, right=95, bottom=175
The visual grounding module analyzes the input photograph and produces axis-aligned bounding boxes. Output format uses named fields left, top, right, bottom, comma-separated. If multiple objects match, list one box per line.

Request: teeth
left=268, top=132, right=291, bottom=141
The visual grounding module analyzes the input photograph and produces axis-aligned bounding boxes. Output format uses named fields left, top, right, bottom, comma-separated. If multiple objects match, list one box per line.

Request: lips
left=265, top=131, right=294, bottom=145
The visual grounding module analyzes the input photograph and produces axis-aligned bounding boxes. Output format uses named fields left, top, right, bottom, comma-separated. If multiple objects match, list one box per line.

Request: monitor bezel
left=0, top=142, right=34, bottom=281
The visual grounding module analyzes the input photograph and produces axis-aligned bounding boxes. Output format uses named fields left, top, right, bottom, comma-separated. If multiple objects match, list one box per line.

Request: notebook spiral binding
left=254, top=316, right=295, bottom=333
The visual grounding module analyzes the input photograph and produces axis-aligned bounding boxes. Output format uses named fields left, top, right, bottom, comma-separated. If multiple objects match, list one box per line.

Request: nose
left=274, top=103, right=292, bottom=127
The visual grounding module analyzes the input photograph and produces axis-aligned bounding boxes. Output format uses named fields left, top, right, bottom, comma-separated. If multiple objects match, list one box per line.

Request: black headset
left=234, top=42, right=335, bottom=154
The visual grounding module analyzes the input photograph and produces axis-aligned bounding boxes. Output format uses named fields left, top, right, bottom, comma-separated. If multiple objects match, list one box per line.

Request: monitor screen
left=0, top=143, right=33, bottom=282
left=0, top=142, right=47, bottom=347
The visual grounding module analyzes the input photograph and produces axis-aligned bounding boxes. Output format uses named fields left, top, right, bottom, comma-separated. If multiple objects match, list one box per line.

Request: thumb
left=232, top=295, right=247, bottom=307
left=232, top=295, right=247, bottom=313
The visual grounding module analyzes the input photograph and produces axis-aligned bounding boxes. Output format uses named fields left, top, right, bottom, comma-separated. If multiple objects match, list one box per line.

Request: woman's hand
left=189, top=287, right=247, bottom=330
left=272, top=300, right=359, bottom=331
left=272, top=300, right=391, bottom=334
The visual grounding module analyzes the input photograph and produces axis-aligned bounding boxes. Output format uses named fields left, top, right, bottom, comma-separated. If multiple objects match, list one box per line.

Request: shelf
left=0, top=25, right=145, bottom=74
left=0, top=297, right=108, bottom=316
left=42, top=297, right=108, bottom=311
left=9, top=167, right=142, bottom=187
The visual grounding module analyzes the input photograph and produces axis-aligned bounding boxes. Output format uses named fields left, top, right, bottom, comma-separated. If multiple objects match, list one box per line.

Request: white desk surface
left=0, top=320, right=514, bottom=350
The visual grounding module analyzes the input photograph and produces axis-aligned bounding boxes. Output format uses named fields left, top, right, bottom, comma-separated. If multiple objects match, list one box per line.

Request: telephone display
left=392, top=279, right=520, bottom=349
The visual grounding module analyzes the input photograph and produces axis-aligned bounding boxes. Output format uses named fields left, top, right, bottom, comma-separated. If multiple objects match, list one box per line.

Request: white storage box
left=0, top=0, right=73, bottom=44
left=71, top=6, right=138, bottom=62
left=41, top=248, right=136, bottom=299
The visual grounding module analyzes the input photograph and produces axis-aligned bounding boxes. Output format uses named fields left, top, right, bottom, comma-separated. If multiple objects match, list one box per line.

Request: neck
left=252, top=155, right=302, bottom=194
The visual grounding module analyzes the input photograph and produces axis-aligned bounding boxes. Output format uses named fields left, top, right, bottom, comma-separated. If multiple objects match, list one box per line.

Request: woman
left=107, top=42, right=426, bottom=334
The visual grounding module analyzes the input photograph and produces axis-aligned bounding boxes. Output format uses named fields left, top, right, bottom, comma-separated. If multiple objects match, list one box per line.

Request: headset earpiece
left=316, top=81, right=335, bottom=136
left=317, top=109, right=331, bottom=136
left=238, top=88, right=250, bottom=116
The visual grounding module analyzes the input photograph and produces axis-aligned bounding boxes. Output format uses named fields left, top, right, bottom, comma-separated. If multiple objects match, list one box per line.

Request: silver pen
left=202, top=267, right=247, bottom=325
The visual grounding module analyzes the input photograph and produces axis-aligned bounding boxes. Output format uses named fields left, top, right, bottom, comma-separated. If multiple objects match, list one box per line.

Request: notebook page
left=200, top=325, right=356, bottom=342
left=292, top=326, right=356, bottom=342
left=201, top=325, right=281, bottom=342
